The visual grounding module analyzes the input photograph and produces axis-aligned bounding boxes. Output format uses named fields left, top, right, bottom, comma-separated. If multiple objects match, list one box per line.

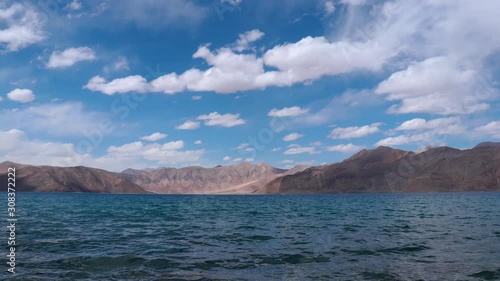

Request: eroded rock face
left=265, top=145, right=500, bottom=194
left=120, top=163, right=289, bottom=194
left=0, top=163, right=146, bottom=193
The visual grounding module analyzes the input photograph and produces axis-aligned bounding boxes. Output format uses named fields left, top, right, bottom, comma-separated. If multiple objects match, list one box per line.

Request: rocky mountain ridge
left=1, top=142, right=499, bottom=194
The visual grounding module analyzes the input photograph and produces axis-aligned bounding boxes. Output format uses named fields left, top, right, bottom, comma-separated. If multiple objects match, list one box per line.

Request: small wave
left=361, top=271, right=400, bottom=280
left=246, top=235, right=274, bottom=241
left=468, top=269, right=500, bottom=280
left=144, top=258, right=180, bottom=269
left=378, top=244, right=431, bottom=254
left=254, top=253, right=330, bottom=265
left=341, top=249, right=378, bottom=256
left=50, top=256, right=145, bottom=271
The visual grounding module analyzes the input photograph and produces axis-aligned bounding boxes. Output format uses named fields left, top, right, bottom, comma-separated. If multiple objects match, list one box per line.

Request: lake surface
left=2, top=192, right=500, bottom=280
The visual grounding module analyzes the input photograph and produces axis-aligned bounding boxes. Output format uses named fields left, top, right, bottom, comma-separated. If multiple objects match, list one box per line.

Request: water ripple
left=2, top=192, right=499, bottom=280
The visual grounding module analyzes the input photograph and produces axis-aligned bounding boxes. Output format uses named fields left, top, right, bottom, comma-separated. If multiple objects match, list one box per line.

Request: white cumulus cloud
left=107, top=140, right=204, bottom=166
left=376, top=57, right=496, bottom=115
left=84, top=75, right=149, bottom=95
left=175, top=120, right=201, bottom=130
left=282, top=133, right=304, bottom=142
left=284, top=145, right=318, bottom=155
left=329, top=123, right=382, bottom=139
left=375, top=117, right=466, bottom=147
left=140, top=132, right=167, bottom=142
left=395, top=117, right=465, bottom=135
left=375, top=134, right=432, bottom=147
left=46, top=47, right=96, bottom=69
left=327, top=143, right=366, bottom=154
left=6, top=88, right=35, bottom=103
left=84, top=35, right=394, bottom=95
left=196, top=112, right=245, bottom=127
left=234, top=29, right=264, bottom=52
left=268, top=106, right=308, bottom=117
left=0, top=3, right=46, bottom=52
left=475, top=121, right=500, bottom=139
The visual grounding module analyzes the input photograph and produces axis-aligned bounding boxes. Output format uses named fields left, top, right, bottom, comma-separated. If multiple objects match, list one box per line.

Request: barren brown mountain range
left=1, top=143, right=499, bottom=194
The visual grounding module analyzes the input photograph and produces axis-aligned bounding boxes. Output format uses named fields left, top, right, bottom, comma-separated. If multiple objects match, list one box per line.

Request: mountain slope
left=0, top=162, right=146, bottom=193
left=401, top=146, right=500, bottom=192
left=121, top=163, right=288, bottom=194
left=260, top=146, right=412, bottom=194
left=264, top=145, right=500, bottom=194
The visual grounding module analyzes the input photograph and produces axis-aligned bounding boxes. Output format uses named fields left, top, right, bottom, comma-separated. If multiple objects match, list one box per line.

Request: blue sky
left=0, top=0, right=499, bottom=171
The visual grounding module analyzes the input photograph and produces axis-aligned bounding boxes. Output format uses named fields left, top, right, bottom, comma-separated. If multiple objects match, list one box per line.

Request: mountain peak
left=121, top=168, right=143, bottom=175
left=0, top=161, right=28, bottom=173
left=0, top=161, right=20, bottom=166
left=474, top=142, right=500, bottom=149
left=346, top=146, right=412, bottom=164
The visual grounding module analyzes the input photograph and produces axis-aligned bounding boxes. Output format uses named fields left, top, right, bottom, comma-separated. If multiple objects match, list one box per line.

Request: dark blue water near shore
left=2, top=192, right=500, bottom=280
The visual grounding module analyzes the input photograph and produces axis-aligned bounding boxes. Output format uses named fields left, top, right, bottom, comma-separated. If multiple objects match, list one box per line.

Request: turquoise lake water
left=2, top=192, right=500, bottom=280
